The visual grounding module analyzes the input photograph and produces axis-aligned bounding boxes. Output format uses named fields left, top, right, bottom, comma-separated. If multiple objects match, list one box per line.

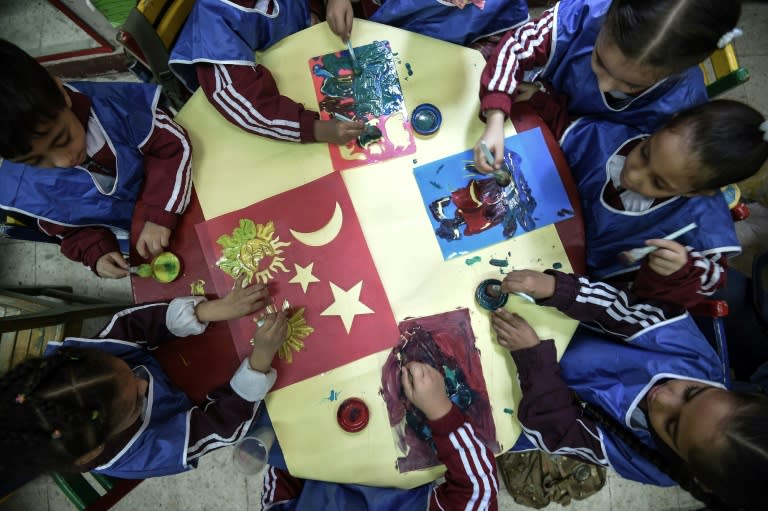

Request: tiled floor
left=1, top=2, right=767, bottom=510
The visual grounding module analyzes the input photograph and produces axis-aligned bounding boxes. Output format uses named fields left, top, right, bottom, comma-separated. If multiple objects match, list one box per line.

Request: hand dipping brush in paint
left=256, top=361, right=500, bottom=511
left=489, top=272, right=768, bottom=511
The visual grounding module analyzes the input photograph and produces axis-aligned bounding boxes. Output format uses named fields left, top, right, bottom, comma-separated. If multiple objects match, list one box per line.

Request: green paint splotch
left=465, top=256, right=482, bottom=266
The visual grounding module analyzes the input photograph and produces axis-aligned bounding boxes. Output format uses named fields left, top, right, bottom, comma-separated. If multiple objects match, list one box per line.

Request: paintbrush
left=487, top=283, right=536, bottom=304
left=346, top=40, right=362, bottom=75
left=617, top=222, right=698, bottom=266
left=479, top=141, right=512, bottom=186
left=331, top=112, right=382, bottom=138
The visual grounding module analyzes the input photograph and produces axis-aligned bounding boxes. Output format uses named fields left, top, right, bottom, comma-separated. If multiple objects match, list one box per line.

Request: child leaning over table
left=0, top=277, right=285, bottom=479
left=325, top=0, right=529, bottom=48
left=168, top=0, right=365, bottom=146
left=504, top=96, right=768, bottom=310
left=473, top=0, right=741, bottom=172
left=0, top=39, right=192, bottom=279
left=260, top=361, right=498, bottom=511
left=494, top=269, right=768, bottom=511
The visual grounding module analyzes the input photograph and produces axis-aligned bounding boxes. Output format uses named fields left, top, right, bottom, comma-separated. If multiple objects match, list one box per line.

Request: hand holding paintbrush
left=617, top=223, right=698, bottom=270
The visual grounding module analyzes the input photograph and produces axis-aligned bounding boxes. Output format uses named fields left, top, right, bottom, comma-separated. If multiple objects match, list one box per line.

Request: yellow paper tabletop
left=176, top=20, right=578, bottom=488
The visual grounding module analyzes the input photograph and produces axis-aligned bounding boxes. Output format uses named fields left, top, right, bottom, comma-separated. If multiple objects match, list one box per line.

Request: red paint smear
left=380, top=309, right=498, bottom=472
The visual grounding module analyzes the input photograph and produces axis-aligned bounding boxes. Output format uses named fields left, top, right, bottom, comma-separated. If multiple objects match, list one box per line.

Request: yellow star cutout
left=288, top=263, right=320, bottom=293
left=320, top=281, right=374, bottom=333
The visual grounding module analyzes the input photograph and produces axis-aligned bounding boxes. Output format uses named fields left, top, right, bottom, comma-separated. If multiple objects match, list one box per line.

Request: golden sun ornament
left=215, top=219, right=291, bottom=284
left=275, top=307, right=314, bottom=363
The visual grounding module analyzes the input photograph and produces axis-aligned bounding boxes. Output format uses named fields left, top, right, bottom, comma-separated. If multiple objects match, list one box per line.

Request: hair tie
left=51, top=429, right=62, bottom=440
left=718, top=28, right=743, bottom=49
left=760, top=121, right=768, bottom=143
left=14, top=394, right=26, bottom=404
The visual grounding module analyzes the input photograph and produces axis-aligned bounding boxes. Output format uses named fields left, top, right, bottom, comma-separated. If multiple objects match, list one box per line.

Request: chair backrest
left=0, top=287, right=137, bottom=510
left=116, top=0, right=196, bottom=109
left=699, top=43, right=750, bottom=98
left=0, top=209, right=60, bottom=244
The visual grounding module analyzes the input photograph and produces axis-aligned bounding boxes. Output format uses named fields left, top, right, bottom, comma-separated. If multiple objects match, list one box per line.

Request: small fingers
left=136, top=240, right=149, bottom=260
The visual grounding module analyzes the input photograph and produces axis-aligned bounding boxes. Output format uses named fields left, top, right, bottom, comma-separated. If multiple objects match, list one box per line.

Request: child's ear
left=73, top=444, right=105, bottom=467
left=52, top=76, right=72, bottom=108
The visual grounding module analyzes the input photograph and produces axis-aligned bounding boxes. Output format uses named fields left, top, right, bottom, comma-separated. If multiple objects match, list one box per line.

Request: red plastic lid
left=337, top=398, right=369, bottom=433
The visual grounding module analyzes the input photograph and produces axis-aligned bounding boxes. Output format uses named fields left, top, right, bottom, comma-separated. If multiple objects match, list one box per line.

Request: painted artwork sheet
left=309, top=40, right=416, bottom=171
left=414, top=127, right=574, bottom=260
left=195, top=172, right=399, bottom=390
left=380, top=309, right=498, bottom=473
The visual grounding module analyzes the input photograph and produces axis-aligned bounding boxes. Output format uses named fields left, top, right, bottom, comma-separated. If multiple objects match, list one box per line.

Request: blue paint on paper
left=413, top=129, right=575, bottom=260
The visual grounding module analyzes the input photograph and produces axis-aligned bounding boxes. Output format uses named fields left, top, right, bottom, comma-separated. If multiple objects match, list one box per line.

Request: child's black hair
left=662, top=99, right=768, bottom=191
left=688, top=391, right=768, bottom=511
left=604, top=0, right=742, bottom=75
left=580, top=391, right=768, bottom=511
left=0, top=39, right=67, bottom=159
left=0, top=347, right=120, bottom=475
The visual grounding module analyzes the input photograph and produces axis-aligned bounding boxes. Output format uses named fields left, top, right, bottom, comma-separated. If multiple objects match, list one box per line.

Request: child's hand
left=401, top=362, right=453, bottom=421
left=195, top=276, right=270, bottom=323
left=314, top=119, right=365, bottom=145
left=473, top=109, right=506, bottom=173
left=513, top=82, right=541, bottom=103
left=248, top=312, right=288, bottom=372
left=136, top=221, right=171, bottom=259
left=501, top=270, right=556, bottom=300
left=491, top=309, right=540, bottom=351
left=645, top=239, right=689, bottom=276
left=96, top=252, right=130, bottom=279
left=326, top=0, right=354, bottom=41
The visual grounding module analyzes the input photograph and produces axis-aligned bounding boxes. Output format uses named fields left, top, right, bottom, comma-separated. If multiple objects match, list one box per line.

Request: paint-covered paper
left=309, top=40, right=416, bottom=171
left=194, top=172, right=399, bottom=390
left=413, top=128, right=574, bottom=260
left=381, top=309, right=498, bottom=472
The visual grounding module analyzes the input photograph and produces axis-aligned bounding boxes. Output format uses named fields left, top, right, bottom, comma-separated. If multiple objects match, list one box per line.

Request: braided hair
left=580, top=393, right=768, bottom=511
left=0, top=347, right=120, bottom=474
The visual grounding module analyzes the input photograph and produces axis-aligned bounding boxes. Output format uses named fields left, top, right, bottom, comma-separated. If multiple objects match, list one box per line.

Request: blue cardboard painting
left=414, top=128, right=574, bottom=260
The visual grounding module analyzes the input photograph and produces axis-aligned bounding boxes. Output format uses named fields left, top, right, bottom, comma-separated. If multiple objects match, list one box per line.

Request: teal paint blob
left=553, top=262, right=563, bottom=269
left=465, top=256, right=482, bottom=266
left=405, top=62, right=413, bottom=76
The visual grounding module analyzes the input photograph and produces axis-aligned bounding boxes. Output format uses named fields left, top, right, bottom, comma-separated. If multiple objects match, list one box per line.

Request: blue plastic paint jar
left=475, top=279, right=509, bottom=311
left=411, top=103, right=442, bottom=136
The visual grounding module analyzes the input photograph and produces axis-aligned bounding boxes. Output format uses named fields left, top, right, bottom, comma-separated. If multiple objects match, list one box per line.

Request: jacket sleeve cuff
left=538, top=270, right=580, bottom=310
left=166, top=296, right=208, bottom=336
left=230, top=358, right=278, bottom=402
left=427, top=404, right=466, bottom=436
left=480, top=92, right=513, bottom=120
left=142, top=206, right=180, bottom=230
left=81, top=237, right=122, bottom=274
left=299, top=109, right=320, bottom=143
left=510, top=340, right=558, bottom=374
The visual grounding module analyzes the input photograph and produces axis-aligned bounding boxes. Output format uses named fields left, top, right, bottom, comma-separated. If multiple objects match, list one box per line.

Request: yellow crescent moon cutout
left=289, top=202, right=344, bottom=247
